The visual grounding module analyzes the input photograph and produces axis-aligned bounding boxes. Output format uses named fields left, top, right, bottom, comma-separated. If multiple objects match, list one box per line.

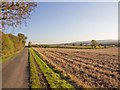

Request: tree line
left=28, top=39, right=118, bottom=49
left=2, top=31, right=27, bottom=57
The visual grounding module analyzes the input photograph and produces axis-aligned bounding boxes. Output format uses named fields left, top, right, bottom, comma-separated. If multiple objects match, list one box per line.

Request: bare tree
left=1, top=1, right=37, bottom=30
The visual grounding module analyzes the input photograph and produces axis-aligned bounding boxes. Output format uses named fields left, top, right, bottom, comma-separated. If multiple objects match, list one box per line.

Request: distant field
left=52, top=47, right=118, bottom=55
left=34, top=47, right=119, bottom=88
left=32, top=44, right=106, bottom=49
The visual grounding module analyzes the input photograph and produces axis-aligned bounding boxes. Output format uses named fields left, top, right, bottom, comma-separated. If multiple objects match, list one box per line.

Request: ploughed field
left=34, top=47, right=119, bottom=88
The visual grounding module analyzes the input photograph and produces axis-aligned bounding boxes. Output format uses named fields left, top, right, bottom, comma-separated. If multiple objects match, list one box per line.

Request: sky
left=6, top=2, right=118, bottom=44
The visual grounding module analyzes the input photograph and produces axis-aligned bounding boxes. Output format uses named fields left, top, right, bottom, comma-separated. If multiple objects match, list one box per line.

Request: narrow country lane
left=2, top=48, right=29, bottom=88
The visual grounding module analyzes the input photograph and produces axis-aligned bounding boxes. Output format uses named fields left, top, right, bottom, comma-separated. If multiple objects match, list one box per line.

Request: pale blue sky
left=6, top=2, right=118, bottom=44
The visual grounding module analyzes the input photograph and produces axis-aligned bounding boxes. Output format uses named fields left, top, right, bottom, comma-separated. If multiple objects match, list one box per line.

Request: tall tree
left=91, top=40, right=98, bottom=48
left=17, top=33, right=27, bottom=46
left=28, top=41, right=32, bottom=47
left=1, top=1, right=37, bottom=30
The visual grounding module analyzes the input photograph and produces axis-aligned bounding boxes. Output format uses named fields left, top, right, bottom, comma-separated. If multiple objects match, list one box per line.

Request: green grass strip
left=29, top=49, right=40, bottom=88
left=30, top=48, right=74, bottom=89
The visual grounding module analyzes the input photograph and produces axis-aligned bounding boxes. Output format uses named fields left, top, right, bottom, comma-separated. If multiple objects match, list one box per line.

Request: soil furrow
left=34, top=48, right=119, bottom=88
left=45, top=50, right=118, bottom=77
left=33, top=56, right=50, bottom=89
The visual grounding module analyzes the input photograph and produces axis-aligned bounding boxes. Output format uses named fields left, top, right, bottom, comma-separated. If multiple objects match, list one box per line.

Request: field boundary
left=31, top=45, right=106, bottom=49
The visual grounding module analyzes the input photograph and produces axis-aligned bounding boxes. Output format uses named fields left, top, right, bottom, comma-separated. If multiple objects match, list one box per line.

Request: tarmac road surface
left=2, top=48, right=29, bottom=88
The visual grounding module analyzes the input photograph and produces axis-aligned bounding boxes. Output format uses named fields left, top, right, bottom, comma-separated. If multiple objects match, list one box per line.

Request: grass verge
left=1, top=48, right=24, bottom=63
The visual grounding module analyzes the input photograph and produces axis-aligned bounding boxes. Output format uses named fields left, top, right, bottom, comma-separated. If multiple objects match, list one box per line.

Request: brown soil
left=34, top=47, right=119, bottom=88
